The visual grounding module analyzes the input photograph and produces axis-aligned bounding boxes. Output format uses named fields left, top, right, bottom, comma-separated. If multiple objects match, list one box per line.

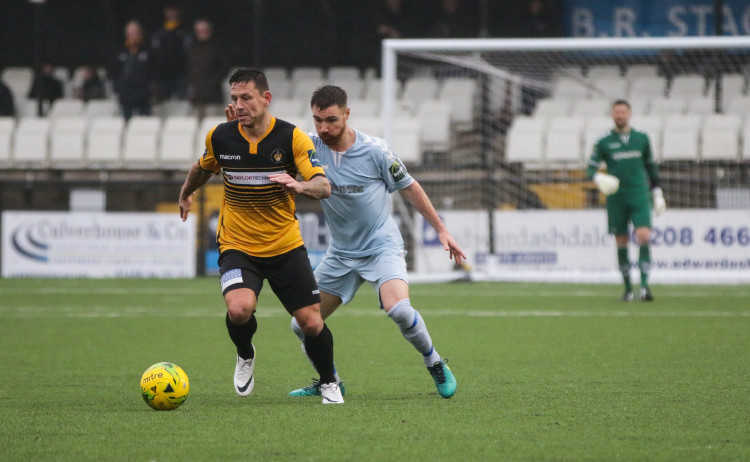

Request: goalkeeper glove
left=652, top=187, right=666, bottom=216
left=593, top=172, right=620, bottom=196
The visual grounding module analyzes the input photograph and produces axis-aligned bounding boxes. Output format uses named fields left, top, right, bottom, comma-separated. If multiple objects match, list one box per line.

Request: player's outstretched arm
left=269, top=173, right=331, bottom=200
left=399, top=181, right=467, bottom=266
left=179, top=161, right=213, bottom=222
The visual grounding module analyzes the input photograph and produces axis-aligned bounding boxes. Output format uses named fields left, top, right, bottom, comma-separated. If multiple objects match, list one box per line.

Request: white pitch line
left=1, top=307, right=748, bottom=318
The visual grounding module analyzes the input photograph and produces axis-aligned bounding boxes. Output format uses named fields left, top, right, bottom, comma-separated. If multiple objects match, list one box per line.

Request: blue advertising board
left=564, top=1, right=750, bottom=37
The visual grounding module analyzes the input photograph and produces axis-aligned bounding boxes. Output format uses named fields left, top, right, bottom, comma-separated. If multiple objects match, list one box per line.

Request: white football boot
left=234, top=346, right=255, bottom=397
left=319, top=381, right=344, bottom=404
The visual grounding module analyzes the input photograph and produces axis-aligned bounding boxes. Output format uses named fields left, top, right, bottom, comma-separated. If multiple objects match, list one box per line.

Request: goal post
left=380, top=36, right=750, bottom=284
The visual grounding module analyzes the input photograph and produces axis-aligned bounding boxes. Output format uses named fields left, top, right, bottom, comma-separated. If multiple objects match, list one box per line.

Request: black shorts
left=218, top=246, right=321, bottom=314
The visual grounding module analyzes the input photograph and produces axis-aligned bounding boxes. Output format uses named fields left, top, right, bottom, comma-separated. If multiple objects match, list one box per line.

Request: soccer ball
left=140, top=362, right=190, bottom=411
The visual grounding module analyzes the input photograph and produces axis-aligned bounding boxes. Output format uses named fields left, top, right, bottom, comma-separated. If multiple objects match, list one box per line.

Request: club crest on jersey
left=270, top=149, right=285, bottom=163
left=389, top=160, right=407, bottom=182
left=308, top=149, right=321, bottom=167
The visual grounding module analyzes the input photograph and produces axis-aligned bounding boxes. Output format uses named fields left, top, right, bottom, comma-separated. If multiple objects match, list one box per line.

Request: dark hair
left=228, top=68, right=269, bottom=93
left=612, top=99, right=631, bottom=109
left=310, top=85, right=347, bottom=110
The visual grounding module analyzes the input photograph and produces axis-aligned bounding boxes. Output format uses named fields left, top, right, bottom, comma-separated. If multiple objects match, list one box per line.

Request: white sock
left=291, top=317, right=341, bottom=383
left=387, top=299, right=442, bottom=367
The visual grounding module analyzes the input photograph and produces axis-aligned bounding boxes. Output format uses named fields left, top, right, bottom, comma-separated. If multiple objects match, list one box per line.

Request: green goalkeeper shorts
left=606, top=190, right=652, bottom=235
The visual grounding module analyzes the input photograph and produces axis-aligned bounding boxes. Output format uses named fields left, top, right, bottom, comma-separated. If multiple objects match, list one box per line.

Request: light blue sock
left=387, top=299, right=441, bottom=367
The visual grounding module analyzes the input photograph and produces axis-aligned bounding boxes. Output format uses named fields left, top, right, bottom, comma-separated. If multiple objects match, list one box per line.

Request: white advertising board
left=470, top=209, right=750, bottom=284
left=2, top=211, right=196, bottom=278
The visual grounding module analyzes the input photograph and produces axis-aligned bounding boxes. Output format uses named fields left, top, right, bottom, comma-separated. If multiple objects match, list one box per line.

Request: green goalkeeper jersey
left=586, top=128, right=659, bottom=196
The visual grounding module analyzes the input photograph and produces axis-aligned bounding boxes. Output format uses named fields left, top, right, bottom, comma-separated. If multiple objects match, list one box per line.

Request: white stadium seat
left=583, top=116, right=613, bottom=157
left=86, top=117, right=124, bottom=167
left=544, top=116, right=585, bottom=164
left=122, top=116, right=161, bottom=167
left=13, top=118, right=51, bottom=167
left=628, top=76, right=667, bottom=98
left=649, top=96, right=688, bottom=116
left=327, top=66, right=360, bottom=82
left=669, top=74, right=707, bottom=98
left=571, top=98, right=610, bottom=117
left=534, top=98, right=572, bottom=118
left=590, top=77, right=629, bottom=100
left=50, top=117, right=87, bottom=167
left=418, top=100, right=451, bottom=152
left=742, top=119, right=750, bottom=159
left=586, top=65, right=622, bottom=79
left=701, top=114, right=742, bottom=160
left=401, top=77, right=439, bottom=106
left=270, top=98, right=305, bottom=121
left=630, top=115, right=664, bottom=161
left=439, top=77, right=477, bottom=128
left=160, top=116, right=199, bottom=168
left=48, top=98, right=84, bottom=119
left=0, top=117, right=16, bottom=166
left=391, top=116, right=422, bottom=164
left=552, top=77, right=589, bottom=99
left=84, top=99, right=119, bottom=119
left=662, top=114, right=702, bottom=161
left=506, top=116, right=545, bottom=166
left=349, top=116, right=382, bottom=138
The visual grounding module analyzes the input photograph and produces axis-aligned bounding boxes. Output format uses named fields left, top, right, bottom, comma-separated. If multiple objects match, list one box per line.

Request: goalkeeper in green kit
left=586, top=100, right=666, bottom=302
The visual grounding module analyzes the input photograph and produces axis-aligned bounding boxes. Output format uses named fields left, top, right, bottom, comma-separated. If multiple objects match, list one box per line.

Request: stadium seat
left=122, top=116, right=161, bottom=167
left=544, top=116, right=585, bottom=164
left=327, top=66, right=361, bottom=82
left=701, top=114, right=741, bottom=160
left=662, top=115, right=702, bottom=161
left=721, top=74, right=747, bottom=109
left=270, top=98, right=305, bottom=121
left=418, top=100, right=451, bottom=152
left=391, top=116, right=422, bottom=164
left=159, top=116, right=199, bottom=169
left=1, top=66, right=33, bottom=107
left=48, top=98, right=84, bottom=119
left=16, top=99, right=40, bottom=118
left=439, top=77, right=477, bottom=128
left=551, top=77, right=590, bottom=99
left=332, top=77, right=365, bottom=99
left=533, top=98, right=572, bottom=118
left=590, top=77, right=629, bottom=100
left=263, top=67, right=288, bottom=82
left=349, top=116, right=381, bottom=137
left=628, top=76, right=667, bottom=98
left=291, top=66, right=324, bottom=83
left=12, top=118, right=51, bottom=167
left=49, top=117, right=87, bottom=168
left=364, top=78, right=382, bottom=101
left=292, top=78, right=326, bottom=101
left=627, top=97, right=651, bottom=116
left=506, top=116, right=545, bottom=166
left=157, top=99, right=191, bottom=118
left=583, top=116, right=613, bottom=156
left=86, top=117, right=124, bottom=167
left=348, top=98, right=379, bottom=118
left=401, top=76, right=439, bottom=107
left=625, top=64, right=660, bottom=79
left=557, top=65, right=585, bottom=78
left=84, top=99, right=119, bottom=119
left=630, top=115, right=664, bottom=161
left=742, top=119, right=750, bottom=160
left=725, top=96, right=750, bottom=117
left=571, top=98, right=610, bottom=117
left=586, top=65, right=622, bottom=79
left=199, top=117, right=226, bottom=137
left=669, top=74, right=708, bottom=98
left=649, top=96, right=688, bottom=116
left=0, top=117, right=15, bottom=166
left=687, top=97, right=716, bottom=115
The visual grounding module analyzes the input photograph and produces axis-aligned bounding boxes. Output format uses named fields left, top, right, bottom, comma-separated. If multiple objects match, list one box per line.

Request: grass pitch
left=1, top=278, right=749, bottom=461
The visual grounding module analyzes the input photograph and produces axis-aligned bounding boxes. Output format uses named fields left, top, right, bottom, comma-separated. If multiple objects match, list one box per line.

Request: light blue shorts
left=314, top=248, right=408, bottom=304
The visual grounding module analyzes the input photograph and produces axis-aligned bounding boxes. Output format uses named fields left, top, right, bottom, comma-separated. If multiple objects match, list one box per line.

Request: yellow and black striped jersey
left=200, top=117, right=325, bottom=257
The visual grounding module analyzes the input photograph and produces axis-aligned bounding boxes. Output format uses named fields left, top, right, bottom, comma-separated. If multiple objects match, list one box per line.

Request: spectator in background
left=0, top=78, right=15, bottom=116
left=27, top=63, right=64, bottom=115
left=112, top=20, right=152, bottom=120
left=374, top=0, right=411, bottom=40
left=427, top=0, right=478, bottom=38
left=518, top=0, right=561, bottom=38
left=187, top=19, right=229, bottom=119
left=150, top=3, right=190, bottom=102
left=73, top=65, right=106, bottom=102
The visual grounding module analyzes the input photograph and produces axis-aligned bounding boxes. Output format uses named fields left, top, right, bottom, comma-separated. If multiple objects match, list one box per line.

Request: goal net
left=380, top=36, right=750, bottom=284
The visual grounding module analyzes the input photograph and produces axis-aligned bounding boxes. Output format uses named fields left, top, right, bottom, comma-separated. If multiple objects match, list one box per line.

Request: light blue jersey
left=309, top=128, right=414, bottom=258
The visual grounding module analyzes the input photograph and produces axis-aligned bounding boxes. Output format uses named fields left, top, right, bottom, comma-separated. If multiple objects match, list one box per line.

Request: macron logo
left=219, top=154, right=242, bottom=160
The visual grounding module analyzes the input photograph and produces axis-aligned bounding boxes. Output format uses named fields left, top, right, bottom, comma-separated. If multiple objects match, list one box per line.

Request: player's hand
left=179, top=194, right=193, bottom=222
left=225, top=105, right=237, bottom=122
left=439, top=231, right=468, bottom=267
left=269, top=173, right=303, bottom=194
left=593, top=172, right=620, bottom=196
left=652, top=187, right=666, bottom=216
